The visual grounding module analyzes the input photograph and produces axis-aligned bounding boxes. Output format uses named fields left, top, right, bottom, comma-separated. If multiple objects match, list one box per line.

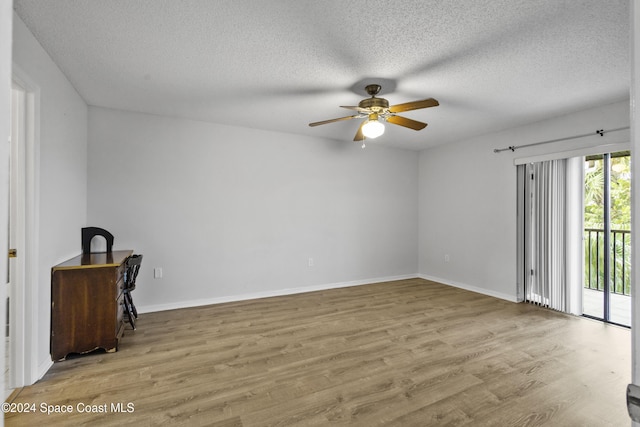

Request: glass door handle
left=627, top=384, right=640, bottom=422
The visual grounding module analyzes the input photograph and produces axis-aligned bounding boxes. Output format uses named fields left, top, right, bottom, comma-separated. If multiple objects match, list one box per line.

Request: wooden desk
left=51, top=250, right=133, bottom=361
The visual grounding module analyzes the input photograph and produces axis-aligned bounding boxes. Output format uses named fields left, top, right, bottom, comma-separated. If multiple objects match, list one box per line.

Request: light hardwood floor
left=5, top=278, right=631, bottom=426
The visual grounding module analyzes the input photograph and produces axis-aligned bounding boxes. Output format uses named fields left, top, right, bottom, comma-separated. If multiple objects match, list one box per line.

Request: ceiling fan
left=308, top=84, right=439, bottom=142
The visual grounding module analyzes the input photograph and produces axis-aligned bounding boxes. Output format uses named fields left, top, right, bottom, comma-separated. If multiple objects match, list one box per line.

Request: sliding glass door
left=582, top=151, right=631, bottom=326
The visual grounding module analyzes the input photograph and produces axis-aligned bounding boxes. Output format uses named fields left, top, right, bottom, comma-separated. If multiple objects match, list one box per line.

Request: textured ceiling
left=14, top=0, right=629, bottom=150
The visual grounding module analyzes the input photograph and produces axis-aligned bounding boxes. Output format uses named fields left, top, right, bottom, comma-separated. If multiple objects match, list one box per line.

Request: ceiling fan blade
left=387, top=115, right=428, bottom=130
left=353, top=121, right=366, bottom=141
left=340, top=105, right=370, bottom=113
left=388, top=98, right=439, bottom=113
left=308, top=115, right=360, bottom=127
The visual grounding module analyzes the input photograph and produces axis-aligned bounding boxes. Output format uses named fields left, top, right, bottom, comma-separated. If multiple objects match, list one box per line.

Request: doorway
left=582, top=151, right=631, bottom=327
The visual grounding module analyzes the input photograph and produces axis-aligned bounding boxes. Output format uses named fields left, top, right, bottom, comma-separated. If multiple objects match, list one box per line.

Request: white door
left=6, top=82, right=27, bottom=396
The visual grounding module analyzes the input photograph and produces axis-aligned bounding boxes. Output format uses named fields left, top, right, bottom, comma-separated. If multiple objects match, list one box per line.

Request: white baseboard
left=137, top=274, right=419, bottom=314
left=417, top=274, right=519, bottom=303
left=37, top=358, right=53, bottom=382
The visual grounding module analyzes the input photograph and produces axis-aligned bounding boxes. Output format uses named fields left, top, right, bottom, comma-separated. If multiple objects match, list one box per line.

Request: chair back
left=82, top=227, right=114, bottom=254
left=124, top=254, right=143, bottom=292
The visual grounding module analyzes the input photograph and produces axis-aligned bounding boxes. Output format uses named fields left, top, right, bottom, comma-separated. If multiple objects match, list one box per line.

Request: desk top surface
left=52, top=250, right=133, bottom=271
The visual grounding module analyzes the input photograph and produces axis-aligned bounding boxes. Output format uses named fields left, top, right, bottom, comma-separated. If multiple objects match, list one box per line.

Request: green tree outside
left=584, top=152, right=631, bottom=295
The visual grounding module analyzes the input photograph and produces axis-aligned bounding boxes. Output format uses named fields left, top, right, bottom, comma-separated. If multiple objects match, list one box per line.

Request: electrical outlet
left=444, top=254, right=450, bottom=262
left=308, top=258, right=314, bottom=267
left=154, top=267, right=163, bottom=279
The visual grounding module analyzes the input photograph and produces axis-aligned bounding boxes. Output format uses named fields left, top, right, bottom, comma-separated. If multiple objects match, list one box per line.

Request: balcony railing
left=584, top=228, right=631, bottom=296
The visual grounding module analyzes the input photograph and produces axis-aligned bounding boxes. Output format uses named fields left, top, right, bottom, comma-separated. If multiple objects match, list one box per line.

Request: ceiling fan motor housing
left=360, top=84, right=388, bottom=113
left=359, top=97, right=389, bottom=113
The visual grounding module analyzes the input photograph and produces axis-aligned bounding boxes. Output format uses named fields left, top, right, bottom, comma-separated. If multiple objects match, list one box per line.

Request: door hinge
left=8, top=248, right=16, bottom=258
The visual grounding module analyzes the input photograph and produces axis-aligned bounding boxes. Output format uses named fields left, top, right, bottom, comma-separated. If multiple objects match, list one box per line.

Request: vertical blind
left=522, top=159, right=568, bottom=312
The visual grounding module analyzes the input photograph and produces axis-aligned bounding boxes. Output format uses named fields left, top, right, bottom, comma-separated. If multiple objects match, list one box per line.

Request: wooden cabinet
left=51, top=250, right=133, bottom=361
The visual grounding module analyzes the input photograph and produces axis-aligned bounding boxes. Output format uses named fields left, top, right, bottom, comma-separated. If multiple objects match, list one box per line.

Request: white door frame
left=631, top=2, right=640, bottom=426
left=11, top=65, right=40, bottom=387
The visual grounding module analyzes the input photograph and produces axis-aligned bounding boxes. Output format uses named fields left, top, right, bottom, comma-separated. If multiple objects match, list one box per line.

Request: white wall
left=419, top=100, right=630, bottom=301
left=88, top=107, right=419, bottom=311
left=12, top=14, right=88, bottom=378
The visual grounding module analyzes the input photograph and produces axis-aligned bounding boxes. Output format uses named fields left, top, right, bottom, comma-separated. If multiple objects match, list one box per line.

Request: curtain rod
left=493, top=126, right=630, bottom=153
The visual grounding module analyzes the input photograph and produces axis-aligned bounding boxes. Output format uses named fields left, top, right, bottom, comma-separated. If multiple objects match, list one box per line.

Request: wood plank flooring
left=5, top=278, right=631, bottom=426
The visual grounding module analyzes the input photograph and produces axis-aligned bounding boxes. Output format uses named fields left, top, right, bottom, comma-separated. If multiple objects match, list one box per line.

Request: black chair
left=123, top=254, right=143, bottom=329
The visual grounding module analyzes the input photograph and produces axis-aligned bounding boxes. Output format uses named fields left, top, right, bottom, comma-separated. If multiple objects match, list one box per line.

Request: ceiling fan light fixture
left=362, top=118, right=385, bottom=139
